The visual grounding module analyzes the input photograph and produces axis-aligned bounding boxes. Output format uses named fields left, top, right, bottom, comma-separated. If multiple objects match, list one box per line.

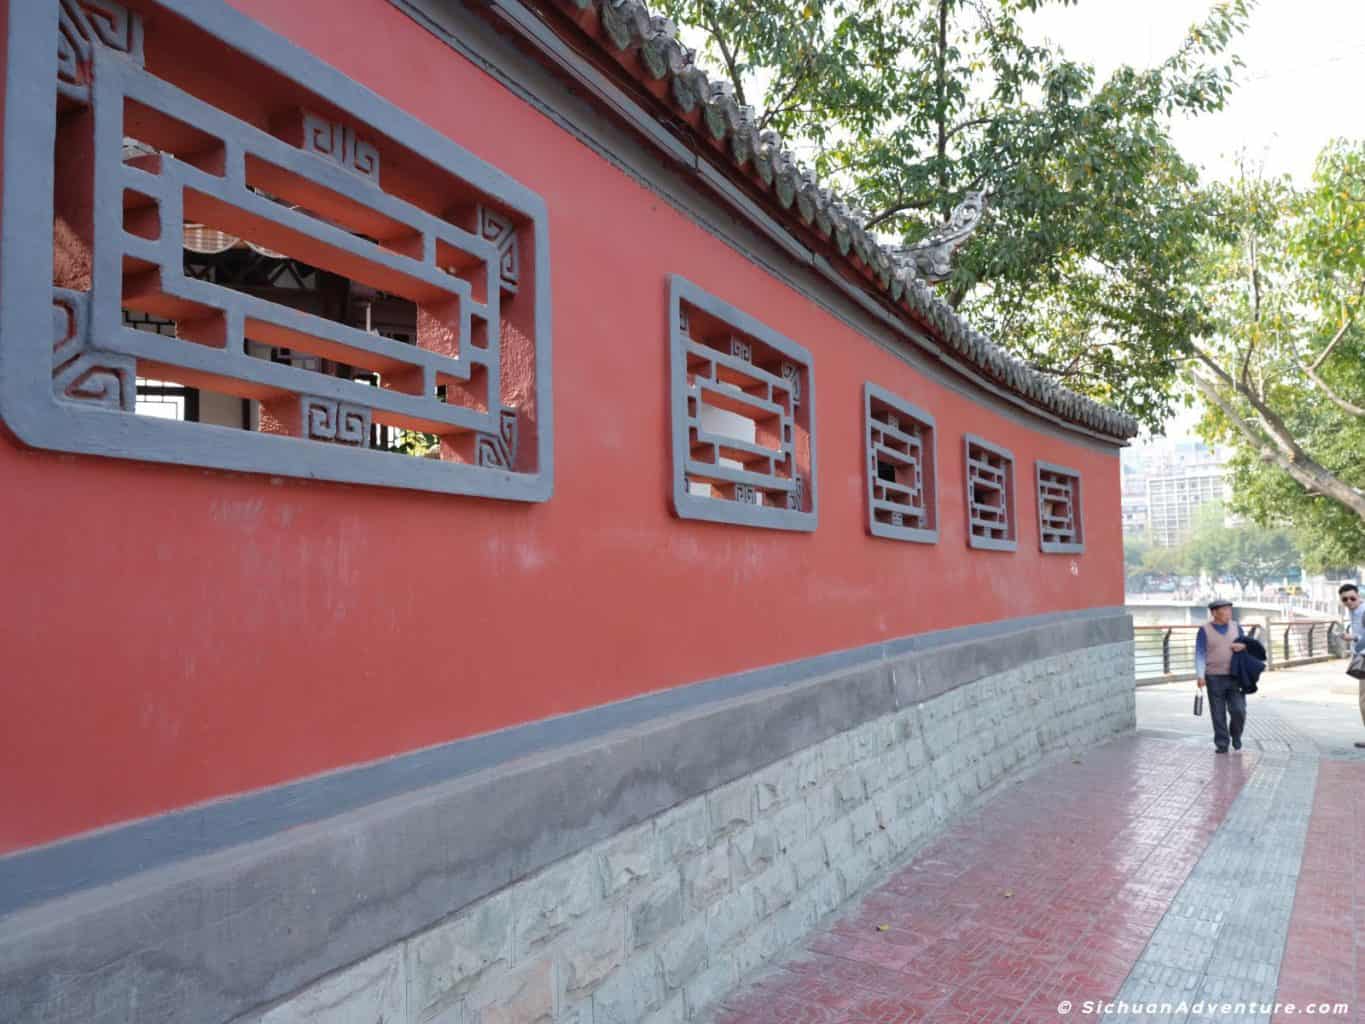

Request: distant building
left=1121, top=437, right=1230, bottom=545
left=1146, top=467, right=1229, bottom=546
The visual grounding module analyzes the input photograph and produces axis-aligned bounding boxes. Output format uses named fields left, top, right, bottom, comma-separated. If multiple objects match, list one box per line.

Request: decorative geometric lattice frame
left=864, top=382, right=937, bottom=543
left=0, top=0, right=552, bottom=500
left=964, top=434, right=1016, bottom=551
left=669, top=275, right=817, bottom=531
left=1036, top=460, right=1084, bottom=554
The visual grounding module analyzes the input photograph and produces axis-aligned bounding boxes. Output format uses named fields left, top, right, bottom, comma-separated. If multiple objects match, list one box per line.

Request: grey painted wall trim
left=0, top=605, right=1127, bottom=920
left=387, top=0, right=1125, bottom=453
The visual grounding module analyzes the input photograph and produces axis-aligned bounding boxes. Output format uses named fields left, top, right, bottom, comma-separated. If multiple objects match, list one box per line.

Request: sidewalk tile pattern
left=710, top=737, right=1253, bottom=1023
left=1272, top=759, right=1365, bottom=1024
left=1102, top=752, right=1318, bottom=1024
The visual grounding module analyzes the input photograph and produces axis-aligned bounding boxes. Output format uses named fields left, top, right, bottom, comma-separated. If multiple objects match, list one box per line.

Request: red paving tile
left=1272, top=760, right=1363, bottom=1024
left=715, top=736, right=1258, bottom=1022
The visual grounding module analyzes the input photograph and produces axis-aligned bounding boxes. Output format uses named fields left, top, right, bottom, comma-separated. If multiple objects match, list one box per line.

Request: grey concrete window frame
left=864, top=382, right=938, bottom=544
left=0, top=0, right=553, bottom=501
left=1036, top=459, right=1085, bottom=554
left=963, top=433, right=1017, bottom=552
left=668, top=275, right=818, bottom=531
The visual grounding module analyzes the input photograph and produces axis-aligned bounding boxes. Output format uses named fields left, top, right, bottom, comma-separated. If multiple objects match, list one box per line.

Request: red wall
left=0, top=0, right=1122, bottom=854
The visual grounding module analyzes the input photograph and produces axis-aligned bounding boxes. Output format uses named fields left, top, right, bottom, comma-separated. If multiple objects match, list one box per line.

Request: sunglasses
left=1345, top=596, right=1361, bottom=604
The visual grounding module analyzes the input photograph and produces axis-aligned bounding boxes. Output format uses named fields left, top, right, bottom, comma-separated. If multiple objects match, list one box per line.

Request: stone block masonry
left=232, top=640, right=1135, bottom=1024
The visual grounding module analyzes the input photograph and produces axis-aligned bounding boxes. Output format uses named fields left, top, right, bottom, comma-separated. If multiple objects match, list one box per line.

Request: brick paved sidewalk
left=1272, top=760, right=1364, bottom=1024
left=710, top=736, right=1257, bottom=1024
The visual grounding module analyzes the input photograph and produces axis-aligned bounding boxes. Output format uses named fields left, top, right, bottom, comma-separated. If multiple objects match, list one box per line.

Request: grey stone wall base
left=0, top=616, right=1134, bottom=1024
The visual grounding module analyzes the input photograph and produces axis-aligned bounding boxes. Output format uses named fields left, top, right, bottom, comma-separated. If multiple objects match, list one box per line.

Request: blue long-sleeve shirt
left=1349, top=604, right=1365, bottom=654
left=1195, top=621, right=1236, bottom=678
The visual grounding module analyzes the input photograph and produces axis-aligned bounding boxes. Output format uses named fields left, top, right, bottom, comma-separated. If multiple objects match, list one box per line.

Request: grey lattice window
left=864, top=383, right=936, bottom=543
left=1, top=0, right=551, bottom=501
left=964, top=435, right=1016, bottom=551
left=669, top=276, right=817, bottom=531
left=1037, top=461, right=1084, bottom=553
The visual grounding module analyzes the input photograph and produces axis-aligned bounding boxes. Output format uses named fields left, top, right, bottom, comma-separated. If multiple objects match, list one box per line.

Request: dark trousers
left=1206, top=674, right=1246, bottom=750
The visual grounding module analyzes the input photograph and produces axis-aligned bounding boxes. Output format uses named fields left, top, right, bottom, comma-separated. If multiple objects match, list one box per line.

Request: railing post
left=1283, top=625, right=1291, bottom=664
left=1308, top=624, right=1316, bottom=659
left=1162, top=629, right=1172, bottom=676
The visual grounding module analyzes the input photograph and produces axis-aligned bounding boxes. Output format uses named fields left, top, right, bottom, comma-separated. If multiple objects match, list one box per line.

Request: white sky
left=1023, top=0, right=1365, bottom=186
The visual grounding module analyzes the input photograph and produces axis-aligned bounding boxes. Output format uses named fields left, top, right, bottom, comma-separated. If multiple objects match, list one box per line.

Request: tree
left=1187, top=141, right=1365, bottom=562
left=1123, top=532, right=1153, bottom=589
left=1180, top=504, right=1298, bottom=588
left=656, top=0, right=1251, bottom=429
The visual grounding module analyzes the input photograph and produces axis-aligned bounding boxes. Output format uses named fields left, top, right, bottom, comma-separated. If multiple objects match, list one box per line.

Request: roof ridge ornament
left=895, top=191, right=985, bottom=284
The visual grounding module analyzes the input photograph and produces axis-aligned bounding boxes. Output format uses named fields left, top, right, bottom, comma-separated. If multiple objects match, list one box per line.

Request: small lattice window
left=864, top=383, right=936, bottom=543
left=669, top=276, right=816, bottom=531
left=964, top=435, right=1016, bottom=551
left=1036, top=461, right=1084, bottom=553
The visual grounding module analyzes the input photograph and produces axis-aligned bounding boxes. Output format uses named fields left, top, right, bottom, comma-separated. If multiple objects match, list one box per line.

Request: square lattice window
left=669, top=276, right=816, bottom=531
left=964, top=435, right=1016, bottom=551
left=1, top=0, right=551, bottom=500
left=864, top=383, right=937, bottom=543
left=1036, top=461, right=1084, bottom=553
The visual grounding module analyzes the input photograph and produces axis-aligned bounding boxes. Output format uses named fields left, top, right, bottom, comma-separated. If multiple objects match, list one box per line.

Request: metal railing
left=1263, top=620, right=1343, bottom=666
left=1134, top=620, right=1341, bottom=685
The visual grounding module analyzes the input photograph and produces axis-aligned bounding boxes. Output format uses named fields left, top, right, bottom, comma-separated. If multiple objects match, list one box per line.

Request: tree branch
left=935, top=0, right=950, bottom=214
left=944, top=116, right=995, bottom=141
left=758, top=53, right=815, bottom=131
left=1240, top=232, right=1259, bottom=388
left=864, top=196, right=940, bottom=230
left=1304, top=363, right=1365, bottom=417
left=1188, top=345, right=1365, bottom=520
left=698, top=3, right=747, bottom=109
left=1309, top=276, right=1364, bottom=370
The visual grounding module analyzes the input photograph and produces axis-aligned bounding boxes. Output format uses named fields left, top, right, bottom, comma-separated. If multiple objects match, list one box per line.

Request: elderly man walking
left=1196, top=598, right=1249, bottom=753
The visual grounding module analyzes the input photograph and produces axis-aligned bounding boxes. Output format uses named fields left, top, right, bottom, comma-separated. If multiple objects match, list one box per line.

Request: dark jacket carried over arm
left=1231, top=635, right=1268, bottom=694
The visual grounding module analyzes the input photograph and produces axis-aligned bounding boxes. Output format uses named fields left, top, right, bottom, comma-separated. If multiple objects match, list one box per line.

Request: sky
left=1023, top=0, right=1365, bottom=186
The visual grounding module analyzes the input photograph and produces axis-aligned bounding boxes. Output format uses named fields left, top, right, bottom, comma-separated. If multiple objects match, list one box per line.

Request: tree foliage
left=1180, top=504, right=1298, bottom=587
left=1126, top=505, right=1300, bottom=588
left=1189, top=140, right=1365, bottom=564
left=656, top=0, right=1251, bottom=429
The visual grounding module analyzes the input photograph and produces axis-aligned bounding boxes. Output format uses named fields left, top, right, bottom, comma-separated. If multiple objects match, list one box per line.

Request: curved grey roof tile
left=550, top=0, right=1139, bottom=440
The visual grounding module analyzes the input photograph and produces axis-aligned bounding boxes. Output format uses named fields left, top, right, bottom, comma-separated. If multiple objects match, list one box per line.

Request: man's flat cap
left=1208, top=598, right=1233, bottom=610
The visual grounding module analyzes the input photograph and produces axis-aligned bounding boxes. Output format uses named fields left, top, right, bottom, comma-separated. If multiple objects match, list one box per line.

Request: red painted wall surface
left=0, top=0, right=1123, bottom=854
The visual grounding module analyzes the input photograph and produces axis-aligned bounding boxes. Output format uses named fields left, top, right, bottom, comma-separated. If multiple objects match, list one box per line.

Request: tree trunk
left=1192, top=373, right=1365, bottom=522
left=935, top=0, right=950, bottom=218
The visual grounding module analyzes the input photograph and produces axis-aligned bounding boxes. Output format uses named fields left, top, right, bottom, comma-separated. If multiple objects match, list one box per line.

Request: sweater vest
left=1202, top=622, right=1238, bottom=676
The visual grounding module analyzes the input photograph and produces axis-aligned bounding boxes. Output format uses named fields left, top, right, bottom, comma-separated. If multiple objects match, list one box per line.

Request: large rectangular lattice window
left=864, top=383, right=936, bottom=543
left=1, top=0, right=551, bottom=501
left=669, top=276, right=816, bottom=531
left=1036, top=461, right=1084, bottom=553
left=964, top=435, right=1016, bottom=551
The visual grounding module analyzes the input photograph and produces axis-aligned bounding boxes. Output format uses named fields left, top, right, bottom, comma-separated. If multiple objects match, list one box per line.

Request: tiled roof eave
left=548, top=0, right=1140, bottom=442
